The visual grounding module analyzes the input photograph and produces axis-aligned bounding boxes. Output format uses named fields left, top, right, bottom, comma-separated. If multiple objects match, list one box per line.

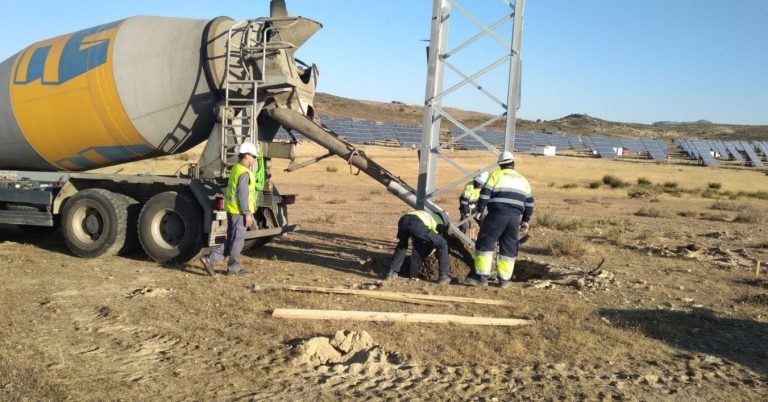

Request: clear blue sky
left=1, top=0, right=766, bottom=125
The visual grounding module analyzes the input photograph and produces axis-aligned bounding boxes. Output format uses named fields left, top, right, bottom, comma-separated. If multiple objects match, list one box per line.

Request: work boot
left=438, top=275, right=451, bottom=285
left=464, top=275, right=488, bottom=287
left=226, top=268, right=249, bottom=277
left=384, top=270, right=398, bottom=280
left=200, top=254, right=215, bottom=276
left=498, top=279, right=510, bottom=289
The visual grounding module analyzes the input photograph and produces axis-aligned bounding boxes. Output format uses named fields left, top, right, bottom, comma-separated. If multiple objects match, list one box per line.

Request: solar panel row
left=270, top=116, right=767, bottom=168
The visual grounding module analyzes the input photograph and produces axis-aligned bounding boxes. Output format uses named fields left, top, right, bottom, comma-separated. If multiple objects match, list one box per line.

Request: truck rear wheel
left=138, top=191, right=203, bottom=263
left=61, top=189, right=128, bottom=258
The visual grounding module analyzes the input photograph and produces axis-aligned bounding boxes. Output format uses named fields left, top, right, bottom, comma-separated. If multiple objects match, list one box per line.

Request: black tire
left=60, top=189, right=128, bottom=258
left=138, top=191, right=203, bottom=263
left=115, top=194, right=141, bottom=255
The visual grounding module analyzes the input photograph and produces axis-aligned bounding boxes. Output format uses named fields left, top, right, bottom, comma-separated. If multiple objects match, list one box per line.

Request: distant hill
left=314, top=93, right=768, bottom=141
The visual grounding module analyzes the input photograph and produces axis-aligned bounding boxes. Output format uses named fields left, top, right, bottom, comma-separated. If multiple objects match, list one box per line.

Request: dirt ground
left=1, top=144, right=767, bottom=401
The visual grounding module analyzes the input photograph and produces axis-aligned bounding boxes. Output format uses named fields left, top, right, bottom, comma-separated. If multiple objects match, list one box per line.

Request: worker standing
left=384, top=210, right=452, bottom=285
left=466, top=151, right=534, bottom=288
left=201, top=142, right=260, bottom=276
left=459, top=172, right=488, bottom=234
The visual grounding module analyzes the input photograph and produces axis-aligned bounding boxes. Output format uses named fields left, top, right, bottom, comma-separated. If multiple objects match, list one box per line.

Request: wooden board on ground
left=263, top=284, right=514, bottom=306
left=272, top=308, right=534, bottom=327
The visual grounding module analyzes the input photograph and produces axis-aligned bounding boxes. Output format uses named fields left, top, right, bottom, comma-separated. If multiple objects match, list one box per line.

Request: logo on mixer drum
left=13, top=21, right=121, bottom=85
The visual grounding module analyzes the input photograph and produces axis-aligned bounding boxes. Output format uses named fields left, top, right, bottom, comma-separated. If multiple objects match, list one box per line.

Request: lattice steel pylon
left=417, top=0, right=526, bottom=242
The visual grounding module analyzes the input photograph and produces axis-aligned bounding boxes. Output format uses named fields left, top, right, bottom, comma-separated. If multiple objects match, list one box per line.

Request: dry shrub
left=602, top=175, right=629, bottom=188
left=325, top=166, right=338, bottom=173
left=547, top=236, right=592, bottom=257
left=635, top=230, right=660, bottom=243
left=699, top=212, right=730, bottom=222
left=663, top=181, right=678, bottom=188
left=701, top=189, right=720, bottom=199
left=734, top=207, right=766, bottom=224
left=635, top=207, right=663, bottom=218
left=588, top=182, right=602, bottom=189
left=326, top=199, right=346, bottom=205
left=738, top=191, right=768, bottom=200
left=710, top=200, right=749, bottom=211
left=678, top=210, right=698, bottom=218
left=605, top=227, right=624, bottom=245
left=707, top=182, right=722, bottom=190
left=593, top=217, right=626, bottom=228
left=637, top=177, right=652, bottom=185
left=561, top=183, right=578, bottom=189
left=536, top=211, right=582, bottom=231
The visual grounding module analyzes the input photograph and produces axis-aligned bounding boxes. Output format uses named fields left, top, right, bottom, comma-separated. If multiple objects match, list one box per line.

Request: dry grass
left=326, top=199, right=347, bottom=205
left=536, top=211, right=582, bottom=231
left=733, top=207, right=766, bottom=224
left=605, top=227, right=625, bottom=245
left=700, top=212, right=731, bottom=222
left=710, top=200, right=749, bottom=211
left=325, top=166, right=339, bottom=173
left=678, top=210, right=699, bottom=218
left=635, top=207, right=663, bottom=218
left=546, top=236, right=593, bottom=257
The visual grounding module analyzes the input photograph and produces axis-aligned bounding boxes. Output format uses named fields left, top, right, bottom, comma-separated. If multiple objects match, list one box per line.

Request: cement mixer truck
left=0, top=0, right=450, bottom=263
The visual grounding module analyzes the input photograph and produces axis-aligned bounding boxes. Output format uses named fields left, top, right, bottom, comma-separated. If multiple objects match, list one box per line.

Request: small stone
left=642, top=374, right=659, bottom=385
left=703, top=355, right=722, bottom=365
left=682, top=297, right=694, bottom=303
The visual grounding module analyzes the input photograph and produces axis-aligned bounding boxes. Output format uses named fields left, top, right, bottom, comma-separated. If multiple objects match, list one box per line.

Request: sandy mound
left=292, top=330, right=401, bottom=371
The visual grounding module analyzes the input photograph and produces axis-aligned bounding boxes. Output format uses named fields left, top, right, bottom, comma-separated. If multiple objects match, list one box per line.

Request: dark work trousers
left=475, top=211, right=521, bottom=258
left=208, top=213, right=247, bottom=273
left=389, top=215, right=449, bottom=278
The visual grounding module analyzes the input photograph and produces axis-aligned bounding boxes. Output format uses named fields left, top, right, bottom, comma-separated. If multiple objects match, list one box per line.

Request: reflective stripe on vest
left=481, top=168, right=532, bottom=208
left=224, top=162, right=257, bottom=215
left=405, top=210, right=443, bottom=233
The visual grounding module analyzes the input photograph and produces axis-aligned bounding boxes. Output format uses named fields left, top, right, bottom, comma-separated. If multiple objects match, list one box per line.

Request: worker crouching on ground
left=466, top=151, right=534, bottom=288
left=201, top=142, right=261, bottom=276
left=459, top=172, right=488, bottom=235
left=384, top=210, right=452, bottom=285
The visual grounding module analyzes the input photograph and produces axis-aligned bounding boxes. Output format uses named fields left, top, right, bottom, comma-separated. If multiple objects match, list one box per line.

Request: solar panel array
left=270, top=115, right=767, bottom=168
left=675, top=139, right=768, bottom=167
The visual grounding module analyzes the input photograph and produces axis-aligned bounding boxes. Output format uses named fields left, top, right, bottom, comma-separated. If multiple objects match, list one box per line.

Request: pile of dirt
left=291, top=330, right=402, bottom=371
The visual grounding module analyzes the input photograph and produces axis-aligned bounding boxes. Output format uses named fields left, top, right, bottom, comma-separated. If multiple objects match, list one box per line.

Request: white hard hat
left=238, top=142, right=259, bottom=157
left=498, top=151, right=515, bottom=164
left=474, top=171, right=489, bottom=185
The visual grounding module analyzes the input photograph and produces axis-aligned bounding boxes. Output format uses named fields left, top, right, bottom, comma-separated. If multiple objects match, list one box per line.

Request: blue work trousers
left=208, top=213, right=247, bottom=273
left=475, top=211, right=521, bottom=258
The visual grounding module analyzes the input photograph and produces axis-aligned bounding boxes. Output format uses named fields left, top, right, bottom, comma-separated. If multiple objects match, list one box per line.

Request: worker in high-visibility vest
left=201, top=142, right=260, bottom=276
left=459, top=172, right=488, bottom=234
left=384, top=209, right=452, bottom=285
left=466, top=151, right=534, bottom=288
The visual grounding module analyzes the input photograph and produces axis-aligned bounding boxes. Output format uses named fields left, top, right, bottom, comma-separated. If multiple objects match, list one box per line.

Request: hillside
left=314, top=93, right=768, bottom=141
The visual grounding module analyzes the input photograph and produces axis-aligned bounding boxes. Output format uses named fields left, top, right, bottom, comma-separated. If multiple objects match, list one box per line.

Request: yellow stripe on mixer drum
left=9, top=20, right=152, bottom=171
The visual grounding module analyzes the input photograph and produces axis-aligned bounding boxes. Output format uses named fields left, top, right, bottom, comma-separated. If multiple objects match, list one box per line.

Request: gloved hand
left=519, top=221, right=530, bottom=236
left=474, top=211, right=485, bottom=224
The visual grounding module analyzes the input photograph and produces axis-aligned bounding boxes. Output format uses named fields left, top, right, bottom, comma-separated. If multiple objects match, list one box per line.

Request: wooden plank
left=262, top=284, right=513, bottom=306
left=261, top=284, right=447, bottom=306
left=272, top=308, right=533, bottom=327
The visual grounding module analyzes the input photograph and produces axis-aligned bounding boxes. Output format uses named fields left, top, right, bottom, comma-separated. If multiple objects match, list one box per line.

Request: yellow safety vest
left=462, top=182, right=481, bottom=203
left=224, top=162, right=257, bottom=215
left=405, top=210, right=444, bottom=233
